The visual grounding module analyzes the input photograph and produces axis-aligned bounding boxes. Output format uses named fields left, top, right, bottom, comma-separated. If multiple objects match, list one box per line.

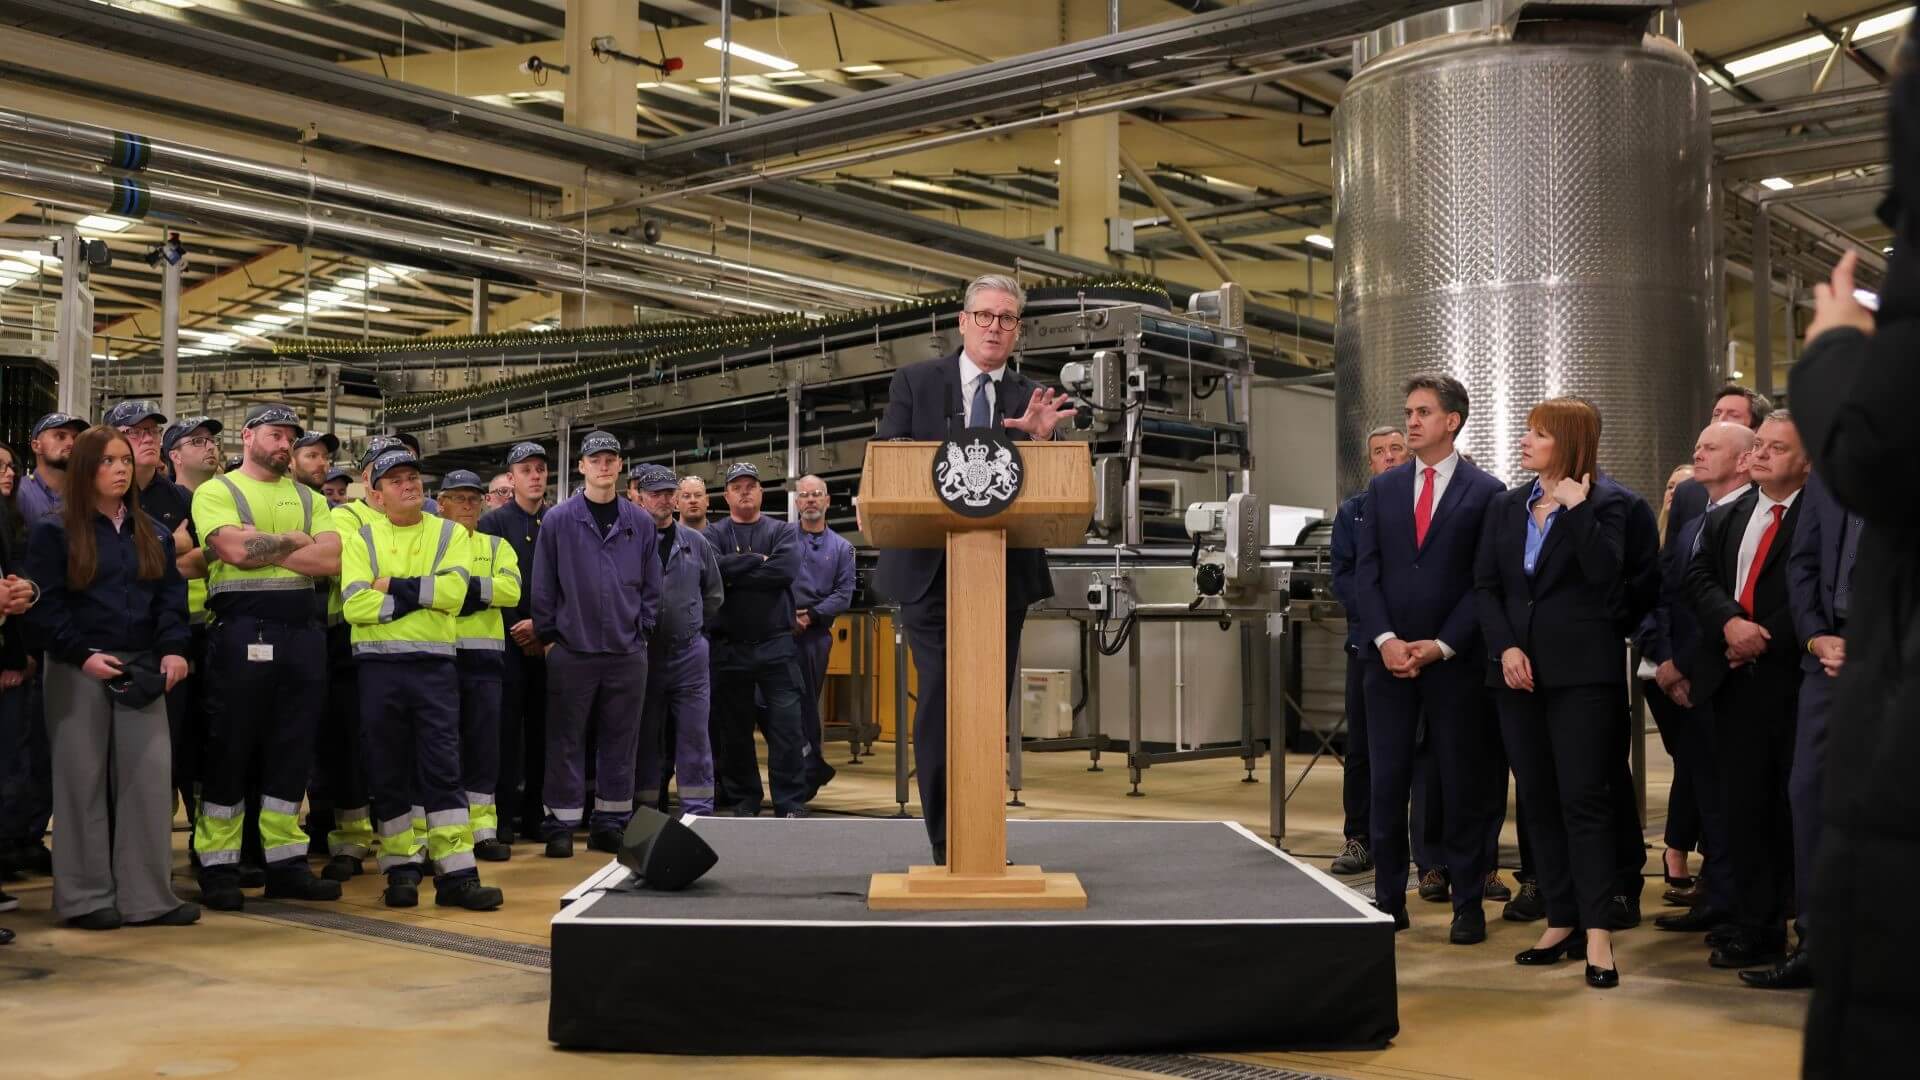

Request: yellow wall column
left=1054, top=3, right=1120, bottom=265
left=561, top=0, right=639, bottom=327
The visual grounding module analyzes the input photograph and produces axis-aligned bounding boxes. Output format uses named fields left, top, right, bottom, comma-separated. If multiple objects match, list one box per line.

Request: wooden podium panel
left=861, top=437, right=1092, bottom=911
left=859, top=441, right=1094, bottom=549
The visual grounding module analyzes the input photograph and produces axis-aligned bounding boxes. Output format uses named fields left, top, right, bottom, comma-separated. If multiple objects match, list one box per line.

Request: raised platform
left=549, top=818, right=1397, bottom=1057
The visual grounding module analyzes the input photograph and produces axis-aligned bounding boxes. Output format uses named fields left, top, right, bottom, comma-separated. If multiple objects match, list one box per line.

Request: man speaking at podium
left=873, top=273, right=1077, bottom=864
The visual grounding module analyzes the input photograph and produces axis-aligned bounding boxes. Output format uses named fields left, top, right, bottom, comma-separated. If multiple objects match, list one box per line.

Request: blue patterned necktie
left=970, top=372, right=991, bottom=429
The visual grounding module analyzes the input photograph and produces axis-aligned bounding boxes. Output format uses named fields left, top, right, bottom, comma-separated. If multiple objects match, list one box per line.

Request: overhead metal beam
left=622, top=0, right=1445, bottom=178
left=1806, top=12, right=1889, bottom=85
left=1119, top=148, right=1237, bottom=285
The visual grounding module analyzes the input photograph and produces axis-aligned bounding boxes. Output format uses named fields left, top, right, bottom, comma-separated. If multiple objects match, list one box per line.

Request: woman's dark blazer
left=1474, top=478, right=1630, bottom=690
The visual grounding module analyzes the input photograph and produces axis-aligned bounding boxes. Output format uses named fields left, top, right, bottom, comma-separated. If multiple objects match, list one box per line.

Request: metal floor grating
left=1072, top=1054, right=1344, bottom=1080
left=244, top=900, right=552, bottom=969
left=246, top=903, right=1351, bottom=1078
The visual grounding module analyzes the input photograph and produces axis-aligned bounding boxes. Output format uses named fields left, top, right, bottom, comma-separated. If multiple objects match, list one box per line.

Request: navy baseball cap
left=162, top=416, right=222, bottom=456
left=725, top=461, right=761, bottom=484
left=29, top=412, right=88, bottom=439
left=323, top=468, right=353, bottom=486
left=368, top=449, right=420, bottom=486
left=358, top=435, right=404, bottom=469
left=104, top=400, right=167, bottom=430
left=579, top=430, right=621, bottom=458
left=439, top=469, right=485, bottom=494
left=631, top=463, right=679, bottom=492
left=392, top=431, right=422, bottom=455
left=293, top=431, right=340, bottom=454
left=242, top=404, right=303, bottom=437
left=506, top=441, right=548, bottom=467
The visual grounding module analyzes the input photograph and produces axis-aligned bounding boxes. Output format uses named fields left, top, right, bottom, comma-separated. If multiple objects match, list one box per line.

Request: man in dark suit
left=1666, top=385, right=1772, bottom=559
left=870, top=273, right=1076, bottom=863
left=1740, top=470, right=1860, bottom=990
left=1351, top=373, right=1508, bottom=943
left=1684, top=412, right=1811, bottom=971
left=1328, top=425, right=1407, bottom=876
left=1649, top=423, right=1753, bottom=937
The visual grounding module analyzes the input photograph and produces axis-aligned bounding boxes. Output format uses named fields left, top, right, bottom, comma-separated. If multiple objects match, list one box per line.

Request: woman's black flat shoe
left=1515, top=931, right=1584, bottom=966
left=1586, top=962, right=1620, bottom=989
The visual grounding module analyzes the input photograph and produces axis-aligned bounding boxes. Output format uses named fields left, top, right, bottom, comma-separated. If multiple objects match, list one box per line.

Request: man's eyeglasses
left=488, top=488, right=513, bottom=498
left=119, top=426, right=162, bottom=442
left=177, top=436, right=217, bottom=449
left=964, top=310, right=1021, bottom=332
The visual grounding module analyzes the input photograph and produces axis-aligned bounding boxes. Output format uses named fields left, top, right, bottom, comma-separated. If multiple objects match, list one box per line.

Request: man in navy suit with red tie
left=1685, top=411, right=1811, bottom=972
left=1352, top=373, right=1508, bottom=942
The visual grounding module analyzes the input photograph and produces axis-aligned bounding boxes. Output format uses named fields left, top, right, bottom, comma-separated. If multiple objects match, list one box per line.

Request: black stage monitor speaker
left=618, top=807, right=717, bottom=891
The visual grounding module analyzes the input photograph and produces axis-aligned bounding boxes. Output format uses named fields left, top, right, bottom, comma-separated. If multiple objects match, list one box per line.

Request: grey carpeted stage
left=550, top=818, right=1399, bottom=1056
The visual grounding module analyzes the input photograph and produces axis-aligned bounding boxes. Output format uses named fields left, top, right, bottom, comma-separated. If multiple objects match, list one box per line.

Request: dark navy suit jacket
left=871, top=352, right=1054, bottom=610
left=1351, top=454, right=1506, bottom=664
left=1787, top=471, right=1852, bottom=675
left=1473, top=479, right=1631, bottom=689
left=1684, top=487, right=1805, bottom=702
left=1329, top=490, right=1368, bottom=653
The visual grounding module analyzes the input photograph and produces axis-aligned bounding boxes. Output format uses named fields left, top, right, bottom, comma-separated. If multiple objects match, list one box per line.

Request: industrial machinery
left=1333, top=0, right=1715, bottom=500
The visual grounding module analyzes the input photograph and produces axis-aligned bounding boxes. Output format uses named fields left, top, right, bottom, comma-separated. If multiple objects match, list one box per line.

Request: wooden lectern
left=859, top=437, right=1095, bottom=910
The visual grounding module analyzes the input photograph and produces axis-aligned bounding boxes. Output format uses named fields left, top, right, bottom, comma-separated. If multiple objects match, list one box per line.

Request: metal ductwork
left=1333, top=0, right=1715, bottom=499
left=0, top=153, right=804, bottom=316
left=0, top=108, right=908, bottom=310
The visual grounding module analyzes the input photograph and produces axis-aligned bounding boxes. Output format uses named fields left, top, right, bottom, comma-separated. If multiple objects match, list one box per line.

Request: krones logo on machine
left=934, top=433, right=1023, bottom=517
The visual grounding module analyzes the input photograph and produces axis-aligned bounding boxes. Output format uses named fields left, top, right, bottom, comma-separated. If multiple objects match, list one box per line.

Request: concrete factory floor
left=0, top=732, right=1804, bottom=1080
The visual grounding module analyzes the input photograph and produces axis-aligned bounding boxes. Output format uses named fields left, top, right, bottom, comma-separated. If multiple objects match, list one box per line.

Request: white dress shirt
left=1734, top=486, right=1800, bottom=605
left=958, top=351, right=1002, bottom=428
left=1374, top=448, right=1465, bottom=660
left=1411, top=448, right=1460, bottom=516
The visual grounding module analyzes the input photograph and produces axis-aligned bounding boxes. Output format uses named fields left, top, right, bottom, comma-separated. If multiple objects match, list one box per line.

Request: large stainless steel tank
left=1332, top=2, right=1717, bottom=499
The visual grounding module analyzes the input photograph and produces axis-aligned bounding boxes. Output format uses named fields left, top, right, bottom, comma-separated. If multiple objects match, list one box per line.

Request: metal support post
left=1084, top=622, right=1103, bottom=771
left=892, top=607, right=911, bottom=817
left=472, top=278, right=490, bottom=335
left=785, top=379, right=800, bottom=521
left=1125, top=621, right=1144, bottom=796
left=157, top=236, right=185, bottom=417
left=1752, top=205, right=1772, bottom=397
left=1268, top=611, right=1288, bottom=844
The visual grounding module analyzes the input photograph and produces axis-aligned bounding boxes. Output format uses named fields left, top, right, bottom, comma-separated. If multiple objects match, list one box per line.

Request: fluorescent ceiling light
left=765, top=71, right=817, bottom=82
left=254, top=313, right=293, bottom=325
left=703, top=37, right=797, bottom=72
left=841, top=64, right=884, bottom=74
left=1760, top=176, right=1795, bottom=191
left=0, top=259, right=39, bottom=276
left=75, top=214, right=134, bottom=233
left=180, top=347, right=211, bottom=357
left=1724, top=33, right=1834, bottom=78
left=148, top=0, right=200, bottom=8
left=0, top=275, right=22, bottom=289
left=528, top=323, right=557, bottom=332
left=1857, top=7, right=1916, bottom=40
left=334, top=277, right=368, bottom=291
left=279, top=301, right=310, bottom=313
left=307, top=290, right=348, bottom=304
left=232, top=325, right=271, bottom=337
left=380, top=264, right=414, bottom=278
left=1306, top=234, right=1334, bottom=250
left=726, top=86, right=813, bottom=108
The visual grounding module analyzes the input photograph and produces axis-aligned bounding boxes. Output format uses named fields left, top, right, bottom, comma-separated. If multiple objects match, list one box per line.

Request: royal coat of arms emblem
left=933, top=433, right=1023, bottom=517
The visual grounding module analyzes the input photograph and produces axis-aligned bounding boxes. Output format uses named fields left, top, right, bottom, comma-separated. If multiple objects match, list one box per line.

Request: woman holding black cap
left=25, top=425, right=194, bottom=930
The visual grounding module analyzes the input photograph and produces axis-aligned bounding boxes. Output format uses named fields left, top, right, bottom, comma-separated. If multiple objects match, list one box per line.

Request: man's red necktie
left=1414, top=467, right=1437, bottom=548
left=1737, top=504, right=1786, bottom=616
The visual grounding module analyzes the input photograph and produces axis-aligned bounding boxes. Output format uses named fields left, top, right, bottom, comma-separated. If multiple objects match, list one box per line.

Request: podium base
left=867, top=864, right=1088, bottom=910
